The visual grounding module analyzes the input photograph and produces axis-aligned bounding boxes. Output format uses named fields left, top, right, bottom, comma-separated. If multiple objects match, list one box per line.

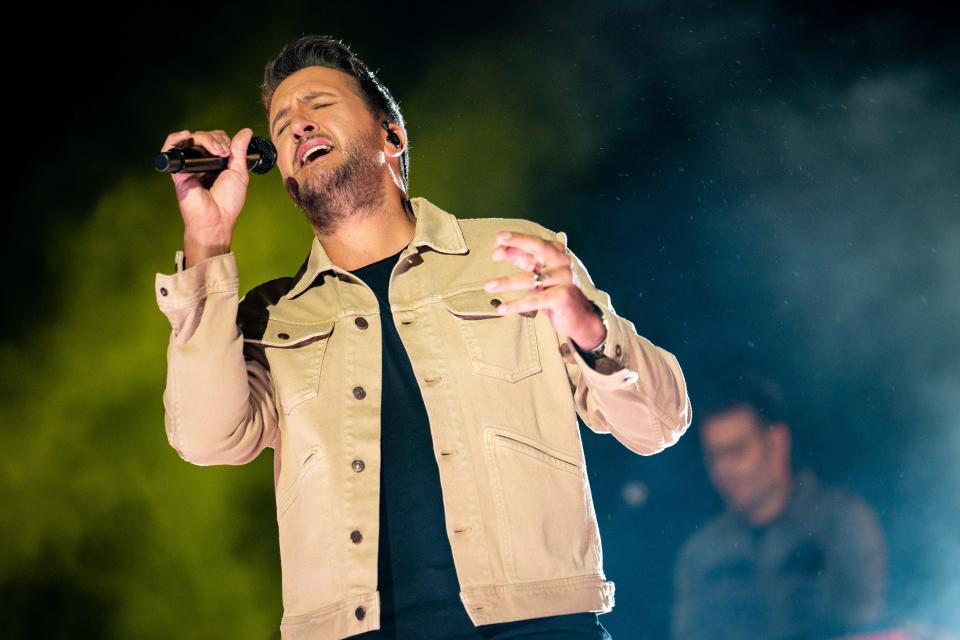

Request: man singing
left=155, top=34, right=691, bottom=640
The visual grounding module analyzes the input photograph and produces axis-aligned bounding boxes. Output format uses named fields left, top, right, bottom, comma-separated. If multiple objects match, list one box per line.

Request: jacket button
left=355, top=606, right=366, bottom=620
left=559, top=343, right=571, bottom=357
left=355, top=317, right=368, bottom=330
left=352, top=386, right=366, bottom=400
left=159, top=287, right=168, bottom=296
left=352, top=459, right=365, bottom=472
left=489, top=298, right=502, bottom=307
left=615, top=344, right=622, bottom=358
left=351, top=530, right=363, bottom=543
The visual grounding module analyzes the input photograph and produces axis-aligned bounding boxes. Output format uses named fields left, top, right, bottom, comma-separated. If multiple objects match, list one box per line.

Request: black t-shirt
left=349, top=249, right=609, bottom=640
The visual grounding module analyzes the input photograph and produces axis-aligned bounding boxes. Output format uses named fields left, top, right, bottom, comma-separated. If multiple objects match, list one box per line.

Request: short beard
left=284, top=124, right=386, bottom=236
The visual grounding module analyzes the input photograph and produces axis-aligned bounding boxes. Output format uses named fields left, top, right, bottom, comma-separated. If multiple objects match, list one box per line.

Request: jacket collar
left=285, top=196, right=469, bottom=299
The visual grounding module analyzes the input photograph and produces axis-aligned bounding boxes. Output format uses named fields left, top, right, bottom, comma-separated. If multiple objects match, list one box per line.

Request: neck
left=745, top=473, right=793, bottom=527
left=316, top=193, right=416, bottom=271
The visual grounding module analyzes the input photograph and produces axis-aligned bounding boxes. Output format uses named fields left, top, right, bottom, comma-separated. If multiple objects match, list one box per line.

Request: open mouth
left=300, top=144, right=334, bottom=167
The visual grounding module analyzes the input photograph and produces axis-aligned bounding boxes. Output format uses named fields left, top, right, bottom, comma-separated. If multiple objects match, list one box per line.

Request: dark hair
left=698, top=372, right=786, bottom=432
left=261, top=35, right=409, bottom=191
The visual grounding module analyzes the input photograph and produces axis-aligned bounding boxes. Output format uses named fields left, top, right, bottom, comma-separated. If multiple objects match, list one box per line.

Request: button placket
left=347, top=305, right=371, bottom=546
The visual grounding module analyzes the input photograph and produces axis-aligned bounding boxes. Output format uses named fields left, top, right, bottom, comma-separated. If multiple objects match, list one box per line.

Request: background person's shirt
left=671, top=468, right=888, bottom=640
left=350, top=248, right=610, bottom=640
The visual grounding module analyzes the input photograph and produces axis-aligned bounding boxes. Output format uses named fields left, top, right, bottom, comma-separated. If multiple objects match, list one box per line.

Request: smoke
left=3, top=1, right=957, bottom=637
left=520, top=1, right=960, bottom=635
left=711, top=60, right=960, bottom=635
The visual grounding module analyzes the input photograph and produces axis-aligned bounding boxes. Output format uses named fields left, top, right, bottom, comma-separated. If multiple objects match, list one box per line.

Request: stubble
left=284, top=123, right=386, bottom=236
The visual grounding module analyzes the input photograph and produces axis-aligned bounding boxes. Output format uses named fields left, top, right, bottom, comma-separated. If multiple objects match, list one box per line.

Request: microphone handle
left=154, top=135, right=277, bottom=174
left=156, top=150, right=260, bottom=174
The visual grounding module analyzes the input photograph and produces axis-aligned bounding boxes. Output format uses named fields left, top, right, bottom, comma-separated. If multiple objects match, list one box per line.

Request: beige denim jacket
left=155, top=196, right=691, bottom=640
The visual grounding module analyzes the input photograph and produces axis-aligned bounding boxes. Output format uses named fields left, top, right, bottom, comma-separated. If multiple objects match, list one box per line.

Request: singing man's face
left=268, top=65, right=384, bottom=189
left=267, top=65, right=395, bottom=232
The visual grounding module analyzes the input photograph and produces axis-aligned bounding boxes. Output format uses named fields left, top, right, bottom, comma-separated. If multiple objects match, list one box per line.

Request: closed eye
left=276, top=103, right=333, bottom=136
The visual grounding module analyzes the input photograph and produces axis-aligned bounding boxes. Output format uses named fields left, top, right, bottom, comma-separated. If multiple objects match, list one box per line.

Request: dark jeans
left=478, top=613, right=613, bottom=639
left=356, top=611, right=613, bottom=640
left=480, top=623, right=613, bottom=639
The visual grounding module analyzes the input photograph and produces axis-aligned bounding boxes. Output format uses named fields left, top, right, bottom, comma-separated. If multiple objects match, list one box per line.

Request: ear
left=382, top=121, right=408, bottom=156
left=768, top=422, right=791, bottom=462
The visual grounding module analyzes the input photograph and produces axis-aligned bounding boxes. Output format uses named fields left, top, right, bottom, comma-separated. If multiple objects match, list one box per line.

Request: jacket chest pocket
left=243, top=318, right=336, bottom=415
left=442, top=289, right=542, bottom=383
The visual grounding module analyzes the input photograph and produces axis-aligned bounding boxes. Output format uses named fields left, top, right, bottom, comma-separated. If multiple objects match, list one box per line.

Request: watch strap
left=576, top=300, right=609, bottom=360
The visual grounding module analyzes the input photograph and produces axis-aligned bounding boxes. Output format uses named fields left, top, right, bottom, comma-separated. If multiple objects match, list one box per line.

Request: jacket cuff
left=155, top=251, right=240, bottom=339
left=560, top=308, right=641, bottom=391
left=156, top=250, right=239, bottom=312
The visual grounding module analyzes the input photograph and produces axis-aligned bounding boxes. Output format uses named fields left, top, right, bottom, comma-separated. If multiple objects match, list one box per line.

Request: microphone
left=154, top=135, right=277, bottom=175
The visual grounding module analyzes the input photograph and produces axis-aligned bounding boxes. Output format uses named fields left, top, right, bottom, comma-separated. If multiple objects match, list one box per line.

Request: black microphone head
left=249, top=136, right=278, bottom=175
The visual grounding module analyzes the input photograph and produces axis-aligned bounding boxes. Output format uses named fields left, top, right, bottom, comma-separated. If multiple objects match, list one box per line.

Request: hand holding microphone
left=155, top=133, right=276, bottom=175
left=158, top=128, right=268, bottom=268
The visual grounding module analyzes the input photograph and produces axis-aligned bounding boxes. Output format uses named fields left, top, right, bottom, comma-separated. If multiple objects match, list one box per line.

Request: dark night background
left=2, top=1, right=957, bottom=638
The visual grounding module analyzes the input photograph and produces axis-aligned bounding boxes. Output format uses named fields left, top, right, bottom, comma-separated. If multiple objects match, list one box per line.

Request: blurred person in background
left=671, top=375, right=888, bottom=640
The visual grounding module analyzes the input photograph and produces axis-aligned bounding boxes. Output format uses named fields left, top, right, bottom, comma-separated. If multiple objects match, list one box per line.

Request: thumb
left=228, top=127, right=254, bottom=176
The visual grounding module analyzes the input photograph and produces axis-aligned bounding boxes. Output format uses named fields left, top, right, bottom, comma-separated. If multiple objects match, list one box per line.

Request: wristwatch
left=576, top=300, right=609, bottom=360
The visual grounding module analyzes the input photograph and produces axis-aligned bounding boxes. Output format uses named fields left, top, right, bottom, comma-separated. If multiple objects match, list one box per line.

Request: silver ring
left=532, top=269, right=545, bottom=290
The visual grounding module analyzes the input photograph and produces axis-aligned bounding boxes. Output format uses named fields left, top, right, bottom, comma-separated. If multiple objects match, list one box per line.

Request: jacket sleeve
left=155, top=250, right=280, bottom=466
left=554, top=230, right=692, bottom=456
